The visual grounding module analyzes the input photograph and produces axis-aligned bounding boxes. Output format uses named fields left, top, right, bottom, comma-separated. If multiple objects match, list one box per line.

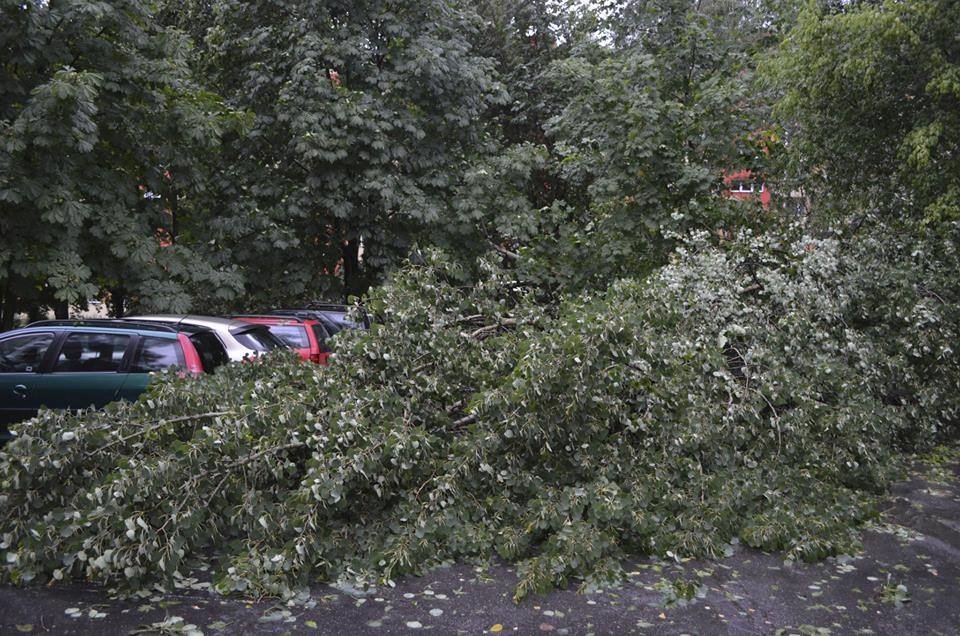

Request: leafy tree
left=501, top=0, right=778, bottom=293
left=768, top=0, right=960, bottom=226
left=162, top=0, right=506, bottom=302
left=0, top=0, right=245, bottom=324
left=470, top=0, right=575, bottom=147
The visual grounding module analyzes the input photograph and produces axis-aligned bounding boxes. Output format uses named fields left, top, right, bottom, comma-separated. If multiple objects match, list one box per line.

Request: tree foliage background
left=1, top=0, right=959, bottom=602
left=3, top=0, right=792, bottom=318
left=1, top=0, right=246, bottom=325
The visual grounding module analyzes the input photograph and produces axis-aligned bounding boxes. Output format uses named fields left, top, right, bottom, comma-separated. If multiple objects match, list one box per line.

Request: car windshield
left=233, top=327, right=285, bottom=351
left=266, top=325, right=309, bottom=348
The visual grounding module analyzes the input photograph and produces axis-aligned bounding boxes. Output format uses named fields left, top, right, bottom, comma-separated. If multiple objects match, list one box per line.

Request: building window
left=730, top=181, right=764, bottom=193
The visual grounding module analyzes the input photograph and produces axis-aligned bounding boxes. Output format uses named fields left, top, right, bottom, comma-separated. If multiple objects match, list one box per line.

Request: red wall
left=722, top=170, right=770, bottom=208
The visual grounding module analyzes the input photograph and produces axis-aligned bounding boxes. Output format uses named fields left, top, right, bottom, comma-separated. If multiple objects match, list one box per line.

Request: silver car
left=125, top=315, right=285, bottom=362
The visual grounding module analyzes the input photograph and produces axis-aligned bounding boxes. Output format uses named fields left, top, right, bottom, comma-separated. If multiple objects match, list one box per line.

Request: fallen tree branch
left=460, top=318, right=519, bottom=340
left=191, top=441, right=307, bottom=485
left=451, top=414, right=478, bottom=427
left=490, top=242, right=520, bottom=261
left=220, top=441, right=306, bottom=472
left=919, top=286, right=947, bottom=304
left=85, top=411, right=233, bottom=459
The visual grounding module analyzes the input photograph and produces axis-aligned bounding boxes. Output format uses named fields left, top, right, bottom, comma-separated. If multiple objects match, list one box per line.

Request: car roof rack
left=228, top=314, right=306, bottom=323
left=165, top=323, right=211, bottom=334
left=263, top=309, right=317, bottom=317
left=27, top=319, right=181, bottom=333
left=280, top=304, right=370, bottom=322
left=118, top=318, right=216, bottom=335
left=304, top=302, right=353, bottom=311
left=267, top=308, right=348, bottom=322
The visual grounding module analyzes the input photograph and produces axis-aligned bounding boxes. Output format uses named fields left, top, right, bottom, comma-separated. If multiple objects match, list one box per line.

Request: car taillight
left=177, top=334, right=204, bottom=375
left=309, top=352, right=321, bottom=364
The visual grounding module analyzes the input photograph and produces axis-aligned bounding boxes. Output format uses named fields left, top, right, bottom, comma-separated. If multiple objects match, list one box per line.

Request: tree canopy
left=0, top=0, right=245, bottom=325
left=767, top=0, right=960, bottom=225
left=1, top=0, right=959, bottom=603
left=190, top=0, right=506, bottom=300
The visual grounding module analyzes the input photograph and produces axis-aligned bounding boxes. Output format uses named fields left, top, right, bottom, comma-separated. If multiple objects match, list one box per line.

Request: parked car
left=0, top=319, right=227, bottom=440
left=268, top=303, right=370, bottom=336
left=229, top=314, right=331, bottom=364
left=126, top=315, right=286, bottom=362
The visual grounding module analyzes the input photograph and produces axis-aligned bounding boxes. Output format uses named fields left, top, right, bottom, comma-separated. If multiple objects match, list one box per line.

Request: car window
left=189, top=331, right=230, bottom=372
left=267, top=325, right=309, bottom=348
left=0, top=333, right=54, bottom=373
left=310, top=324, right=331, bottom=352
left=319, top=310, right=368, bottom=330
left=315, top=314, right=341, bottom=335
left=233, top=327, right=284, bottom=351
left=54, top=333, right=130, bottom=373
left=130, top=336, right=184, bottom=373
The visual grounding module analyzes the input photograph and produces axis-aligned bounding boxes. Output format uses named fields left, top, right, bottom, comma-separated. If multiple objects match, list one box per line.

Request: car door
left=36, top=331, right=134, bottom=411
left=0, top=331, right=56, bottom=424
left=116, top=334, right=185, bottom=401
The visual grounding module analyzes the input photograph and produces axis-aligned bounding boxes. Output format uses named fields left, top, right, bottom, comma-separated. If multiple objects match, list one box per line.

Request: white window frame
left=730, top=181, right=764, bottom=193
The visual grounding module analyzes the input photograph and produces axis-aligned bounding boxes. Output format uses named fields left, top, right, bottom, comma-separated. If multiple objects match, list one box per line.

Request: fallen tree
left=1, top=222, right=958, bottom=600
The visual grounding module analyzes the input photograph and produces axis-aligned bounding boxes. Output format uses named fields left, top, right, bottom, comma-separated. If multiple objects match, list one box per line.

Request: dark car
left=267, top=303, right=370, bottom=336
left=0, top=320, right=228, bottom=441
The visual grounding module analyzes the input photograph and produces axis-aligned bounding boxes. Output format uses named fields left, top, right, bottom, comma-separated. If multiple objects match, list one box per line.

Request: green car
left=0, top=320, right=228, bottom=442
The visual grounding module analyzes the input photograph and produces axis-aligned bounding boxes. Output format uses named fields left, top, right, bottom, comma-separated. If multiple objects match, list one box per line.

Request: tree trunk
left=26, top=304, right=44, bottom=323
left=0, top=279, right=15, bottom=332
left=169, top=184, right=179, bottom=244
left=342, top=238, right=361, bottom=300
left=109, top=288, right=126, bottom=318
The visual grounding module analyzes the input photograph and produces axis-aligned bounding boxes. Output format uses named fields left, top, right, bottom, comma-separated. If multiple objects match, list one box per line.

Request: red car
left=229, top=315, right=331, bottom=364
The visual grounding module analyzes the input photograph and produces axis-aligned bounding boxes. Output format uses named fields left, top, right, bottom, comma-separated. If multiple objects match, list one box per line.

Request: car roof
left=127, top=315, right=265, bottom=333
left=22, top=319, right=183, bottom=336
